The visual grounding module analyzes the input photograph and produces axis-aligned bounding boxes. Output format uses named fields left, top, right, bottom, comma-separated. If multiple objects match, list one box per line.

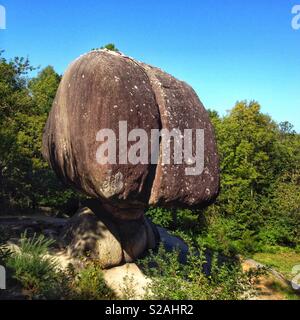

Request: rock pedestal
left=60, top=200, right=159, bottom=268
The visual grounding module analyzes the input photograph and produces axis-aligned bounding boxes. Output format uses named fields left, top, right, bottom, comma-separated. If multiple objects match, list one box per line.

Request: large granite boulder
left=43, top=49, right=220, bottom=267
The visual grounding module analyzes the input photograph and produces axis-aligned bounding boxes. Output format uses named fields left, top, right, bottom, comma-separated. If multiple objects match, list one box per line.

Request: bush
left=146, top=207, right=173, bottom=228
left=139, top=245, right=263, bottom=300
left=68, top=262, right=115, bottom=300
left=1, top=231, right=116, bottom=300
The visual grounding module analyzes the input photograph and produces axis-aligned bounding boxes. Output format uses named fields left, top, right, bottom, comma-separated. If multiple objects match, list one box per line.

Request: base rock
left=60, top=205, right=160, bottom=268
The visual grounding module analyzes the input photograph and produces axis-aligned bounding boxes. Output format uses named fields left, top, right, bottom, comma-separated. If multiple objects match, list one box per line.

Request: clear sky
left=1, top=0, right=300, bottom=131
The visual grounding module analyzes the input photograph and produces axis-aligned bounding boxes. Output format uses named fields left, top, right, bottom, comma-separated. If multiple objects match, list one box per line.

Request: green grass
left=4, top=232, right=65, bottom=299
left=253, top=246, right=300, bottom=280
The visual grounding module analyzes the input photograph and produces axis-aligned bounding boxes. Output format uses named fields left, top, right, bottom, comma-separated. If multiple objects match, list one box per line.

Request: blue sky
left=1, top=0, right=300, bottom=131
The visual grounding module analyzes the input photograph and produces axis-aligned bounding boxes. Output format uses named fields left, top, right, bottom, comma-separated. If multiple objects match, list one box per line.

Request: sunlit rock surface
left=42, top=50, right=220, bottom=267
left=43, top=50, right=220, bottom=210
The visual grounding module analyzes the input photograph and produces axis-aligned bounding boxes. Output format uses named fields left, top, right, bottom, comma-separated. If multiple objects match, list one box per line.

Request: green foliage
left=146, top=207, right=200, bottom=233
left=1, top=231, right=115, bottom=300
left=0, top=53, right=35, bottom=119
left=202, top=101, right=300, bottom=254
left=149, top=101, right=300, bottom=255
left=68, top=262, right=116, bottom=300
left=253, top=248, right=300, bottom=280
left=18, top=231, right=55, bottom=256
left=29, top=66, right=61, bottom=114
left=146, top=207, right=173, bottom=228
left=4, top=232, right=65, bottom=299
left=139, top=245, right=262, bottom=300
left=0, top=48, right=299, bottom=291
left=92, top=43, right=119, bottom=52
left=0, top=52, right=77, bottom=213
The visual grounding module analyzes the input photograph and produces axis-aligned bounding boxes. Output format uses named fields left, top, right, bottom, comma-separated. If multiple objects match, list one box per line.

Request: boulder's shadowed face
left=43, top=50, right=220, bottom=217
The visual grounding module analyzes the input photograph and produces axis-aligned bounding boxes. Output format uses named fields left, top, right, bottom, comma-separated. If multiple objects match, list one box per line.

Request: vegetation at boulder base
left=138, top=244, right=264, bottom=300
left=0, top=232, right=262, bottom=300
left=0, top=233, right=116, bottom=300
left=0, top=46, right=299, bottom=299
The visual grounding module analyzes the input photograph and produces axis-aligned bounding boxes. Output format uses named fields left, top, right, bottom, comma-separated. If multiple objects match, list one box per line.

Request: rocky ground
left=0, top=215, right=299, bottom=300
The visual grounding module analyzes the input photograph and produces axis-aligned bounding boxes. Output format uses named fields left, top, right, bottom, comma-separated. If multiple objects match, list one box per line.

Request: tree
left=279, top=121, right=296, bottom=135
left=0, top=52, right=34, bottom=119
left=0, top=53, right=74, bottom=212
left=202, top=101, right=300, bottom=253
left=29, top=66, right=61, bottom=114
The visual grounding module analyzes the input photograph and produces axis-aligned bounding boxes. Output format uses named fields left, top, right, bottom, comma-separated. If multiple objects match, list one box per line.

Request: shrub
left=146, top=207, right=173, bottom=228
left=4, top=232, right=66, bottom=299
left=69, top=262, right=115, bottom=300
left=139, top=245, right=263, bottom=300
left=2, top=231, right=116, bottom=300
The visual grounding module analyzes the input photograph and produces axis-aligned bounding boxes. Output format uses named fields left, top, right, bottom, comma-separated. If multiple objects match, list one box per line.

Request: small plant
left=18, top=231, right=55, bottom=256
left=4, top=232, right=65, bottom=299
left=121, top=274, right=137, bottom=300
left=146, top=207, right=173, bottom=228
left=69, top=262, right=115, bottom=300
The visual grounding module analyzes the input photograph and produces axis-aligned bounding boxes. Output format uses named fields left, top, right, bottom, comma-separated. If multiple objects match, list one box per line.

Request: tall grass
left=5, top=232, right=64, bottom=299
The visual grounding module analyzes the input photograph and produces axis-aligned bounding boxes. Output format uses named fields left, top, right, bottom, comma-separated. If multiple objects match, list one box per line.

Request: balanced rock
left=43, top=50, right=220, bottom=267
